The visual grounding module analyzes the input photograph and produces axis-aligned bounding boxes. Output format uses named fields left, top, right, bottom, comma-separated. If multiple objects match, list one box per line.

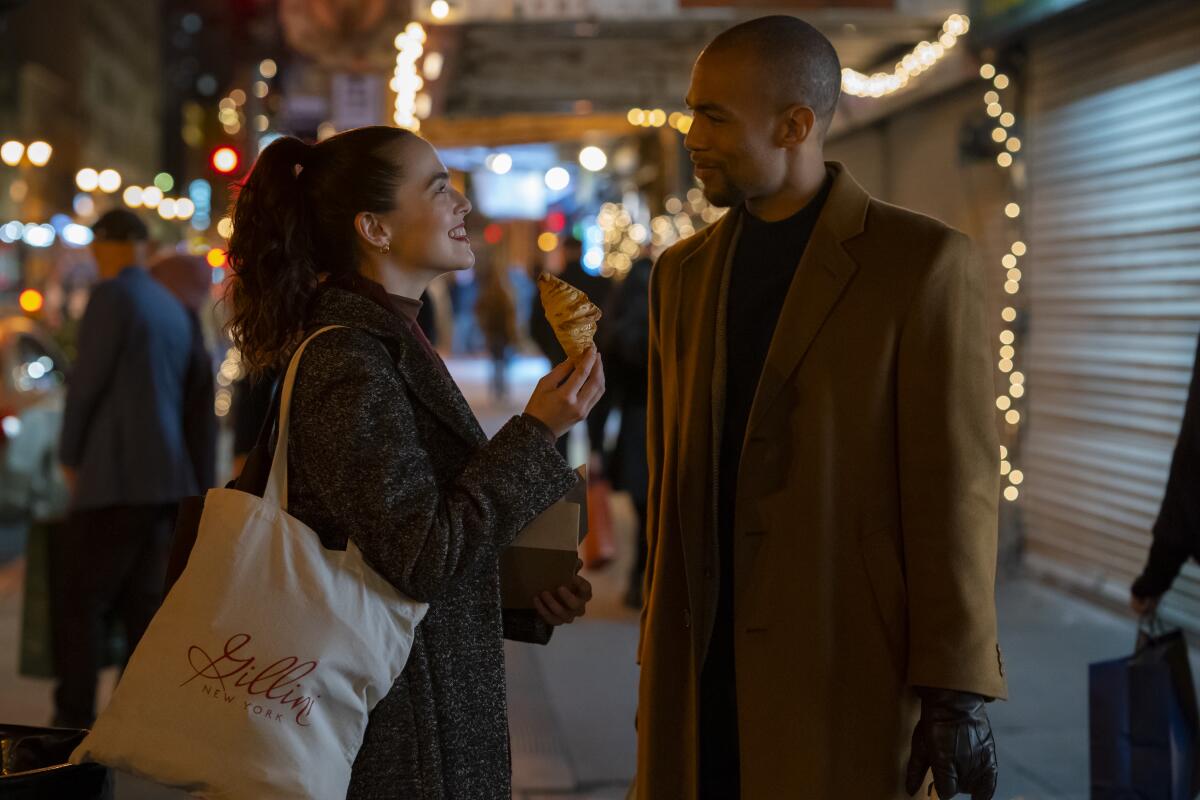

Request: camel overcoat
left=634, top=163, right=1008, bottom=799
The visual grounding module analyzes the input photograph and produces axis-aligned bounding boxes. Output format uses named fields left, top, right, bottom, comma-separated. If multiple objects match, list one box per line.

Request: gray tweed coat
left=285, top=287, right=578, bottom=799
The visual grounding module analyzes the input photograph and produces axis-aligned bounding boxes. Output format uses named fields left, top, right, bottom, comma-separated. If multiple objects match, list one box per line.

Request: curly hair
left=224, top=126, right=416, bottom=375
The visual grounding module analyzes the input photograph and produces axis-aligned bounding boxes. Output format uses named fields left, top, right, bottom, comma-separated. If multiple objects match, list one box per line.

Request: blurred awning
left=425, top=12, right=954, bottom=120
left=422, top=112, right=633, bottom=148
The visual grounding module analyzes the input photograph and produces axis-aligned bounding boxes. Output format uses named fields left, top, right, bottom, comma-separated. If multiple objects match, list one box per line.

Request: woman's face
left=381, top=137, right=474, bottom=274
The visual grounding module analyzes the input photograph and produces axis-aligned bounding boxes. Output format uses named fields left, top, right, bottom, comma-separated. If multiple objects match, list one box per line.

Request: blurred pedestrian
left=1132, top=330, right=1200, bottom=614
left=598, top=257, right=652, bottom=608
left=635, top=18, right=1005, bottom=800
left=150, top=253, right=218, bottom=493
left=225, top=128, right=600, bottom=799
left=54, top=210, right=199, bottom=728
left=474, top=262, right=518, bottom=402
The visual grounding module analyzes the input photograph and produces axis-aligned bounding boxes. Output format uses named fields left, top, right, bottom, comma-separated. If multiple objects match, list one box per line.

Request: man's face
left=90, top=240, right=146, bottom=278
left=684, top=51, right=785, bottom=208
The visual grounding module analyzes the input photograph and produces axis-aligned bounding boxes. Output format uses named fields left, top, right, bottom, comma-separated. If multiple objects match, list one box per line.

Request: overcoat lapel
left=671, top=163, right=871, bottom=660
left=743, top=164, right=871, bottom=444
left=309, top=287, right=487, bottom=448
left=673, top=211, right=741, bottom=651
left=393, top=331, right=487, bottom=448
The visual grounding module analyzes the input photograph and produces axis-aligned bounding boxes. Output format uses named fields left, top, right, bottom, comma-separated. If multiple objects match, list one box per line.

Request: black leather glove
left=905, top=687, right=998, bottom=799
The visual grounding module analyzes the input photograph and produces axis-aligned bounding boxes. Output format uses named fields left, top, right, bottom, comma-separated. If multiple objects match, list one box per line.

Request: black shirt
left=699, top=175, right=832, bottom=794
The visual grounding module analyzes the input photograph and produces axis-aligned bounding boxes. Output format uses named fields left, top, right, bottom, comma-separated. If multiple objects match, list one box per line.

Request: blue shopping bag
left=1090, top=617, right=1200, bottom=799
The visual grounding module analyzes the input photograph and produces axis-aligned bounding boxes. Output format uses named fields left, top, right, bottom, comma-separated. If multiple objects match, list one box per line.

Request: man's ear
left=779, top=105, right=817, bottom=149
left=354, top=211, right=391, bottom=250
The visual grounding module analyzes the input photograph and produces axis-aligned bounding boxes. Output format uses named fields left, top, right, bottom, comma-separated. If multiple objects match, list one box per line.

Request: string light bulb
left=842, top=14, right=970, bottom=98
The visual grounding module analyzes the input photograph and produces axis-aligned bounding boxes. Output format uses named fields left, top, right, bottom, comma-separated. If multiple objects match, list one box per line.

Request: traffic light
left=18, top=289, right=43, bottom=314
left=211, top=146, right=240, bottom=174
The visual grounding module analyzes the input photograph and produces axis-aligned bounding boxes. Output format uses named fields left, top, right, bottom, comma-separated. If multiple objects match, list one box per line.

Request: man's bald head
left=702, top=16, right=842, bottom=138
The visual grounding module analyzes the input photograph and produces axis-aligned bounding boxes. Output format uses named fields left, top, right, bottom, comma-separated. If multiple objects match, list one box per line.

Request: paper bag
left=500, top=466, right=587, bottom=609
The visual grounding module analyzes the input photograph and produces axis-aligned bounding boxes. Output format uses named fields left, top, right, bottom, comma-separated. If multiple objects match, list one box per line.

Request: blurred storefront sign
left=281, top=94, right=329, bottom=136
left=678, top=0, right=890, bottom=7
left=331, top=74, right=384, bottom=130
left=412, top=0, right=679, bottom=23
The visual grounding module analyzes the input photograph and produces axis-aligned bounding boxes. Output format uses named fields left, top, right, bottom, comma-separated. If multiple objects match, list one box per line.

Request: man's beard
left=698, top=174, right=743, bottom=210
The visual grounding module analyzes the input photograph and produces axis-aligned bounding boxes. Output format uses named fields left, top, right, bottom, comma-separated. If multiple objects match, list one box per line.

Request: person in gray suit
left=54, top=209, right=197, bottom=727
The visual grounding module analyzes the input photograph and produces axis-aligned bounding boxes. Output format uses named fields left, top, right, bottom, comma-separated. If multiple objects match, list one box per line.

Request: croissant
left=537, top=272, right=602, bottom=359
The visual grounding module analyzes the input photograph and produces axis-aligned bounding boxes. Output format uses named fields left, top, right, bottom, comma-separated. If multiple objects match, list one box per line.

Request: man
left=635, top=17, right=1006, bottom=799
left=1131, top=330, right=1200, bottom=614
left=54, top=209, right=198, bottom=727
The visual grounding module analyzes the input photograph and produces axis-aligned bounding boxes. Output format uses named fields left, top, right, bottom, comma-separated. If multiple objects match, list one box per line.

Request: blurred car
left=0, top=309, right=70, bottom=523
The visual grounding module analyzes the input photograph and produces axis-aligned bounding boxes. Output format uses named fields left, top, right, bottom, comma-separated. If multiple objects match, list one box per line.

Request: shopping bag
left=0, top=724, right=113, bottom=799
left=1089, top=615, right=1200, bottom=799
left=582, top=476, right=616, bottom=569
left=69, top=326, right=428, bottom=800
left=18, top=519, right=124, bottom=679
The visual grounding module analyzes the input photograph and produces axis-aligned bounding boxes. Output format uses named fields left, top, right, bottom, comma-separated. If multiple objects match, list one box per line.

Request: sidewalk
left=503, top=572, right=1147, bottom=800
left=0, top=355, right=1169, bottom=799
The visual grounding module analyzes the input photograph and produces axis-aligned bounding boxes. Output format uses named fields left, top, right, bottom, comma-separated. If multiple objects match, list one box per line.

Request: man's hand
left=60, top=465, right=77, bottom=497
left=905, top=687, right=997, bottom=800
left=534, top=562, right=593, bottom=626
left=1130, top=592, right=1161, bottom=616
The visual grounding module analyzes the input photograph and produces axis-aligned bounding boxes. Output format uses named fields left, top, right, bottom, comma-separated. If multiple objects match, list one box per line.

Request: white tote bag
left=71, top=325, right=428, bottom=799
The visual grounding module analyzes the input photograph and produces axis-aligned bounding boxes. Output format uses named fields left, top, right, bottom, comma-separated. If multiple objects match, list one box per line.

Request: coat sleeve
left=59, top=282, right=128, bottom=469
left=638, top=257, right=667, bottom=666
left=1133, top=332, right=1200, bottom=598
left=290, top=330, right=579, bottom=603
left=896, top=231, right=1007, bottom=700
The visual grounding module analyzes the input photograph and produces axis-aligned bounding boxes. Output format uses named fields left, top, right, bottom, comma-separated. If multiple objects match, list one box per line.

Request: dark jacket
left=285, top=287, right=577, bottom=799
left=1134, top=331, right=1200, bottom=598
left=231, top=369, right=279, bottom=460
left=59, top=266, right=198, bottom=510
left=180, top=311, right=216, bottom=493
left=600, top=258, right=651, bottom=505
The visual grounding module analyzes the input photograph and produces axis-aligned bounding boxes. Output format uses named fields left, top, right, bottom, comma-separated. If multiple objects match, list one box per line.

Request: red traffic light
left=211, top=147, right=240, bottom=174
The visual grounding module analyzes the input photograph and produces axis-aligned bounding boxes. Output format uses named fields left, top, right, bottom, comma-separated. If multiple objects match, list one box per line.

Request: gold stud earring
left=380, top=242, right=390, bottom=255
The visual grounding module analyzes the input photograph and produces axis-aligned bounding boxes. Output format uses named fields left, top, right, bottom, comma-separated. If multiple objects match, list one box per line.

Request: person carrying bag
left=71, top=127, right=602, bottom=799
left=1090, top=613, right=1200, bottom=799
left=69, top=325, right=428, bottom=799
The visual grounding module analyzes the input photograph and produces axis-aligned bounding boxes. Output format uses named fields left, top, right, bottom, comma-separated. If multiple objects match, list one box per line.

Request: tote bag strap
left=263, top=325, right=347, bottom=510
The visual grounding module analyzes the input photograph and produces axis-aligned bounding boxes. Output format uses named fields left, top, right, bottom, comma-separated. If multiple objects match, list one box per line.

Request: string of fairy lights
left=841, top=13, right=971, bottom=98
left=595, top=189, right=726, bottom=277
left=979, top=61, right=1027, bottom=503
left=393, top=22, right=439, bottom=132
left=627, top=13, right=972, bottom=134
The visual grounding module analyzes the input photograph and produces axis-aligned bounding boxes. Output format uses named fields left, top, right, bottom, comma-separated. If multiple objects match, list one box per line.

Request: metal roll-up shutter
left=1021, top=0, right=1200, bottom=631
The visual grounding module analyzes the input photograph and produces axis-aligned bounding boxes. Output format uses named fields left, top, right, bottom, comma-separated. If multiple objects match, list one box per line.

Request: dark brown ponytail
left=225, top=126, right=416, bottom=374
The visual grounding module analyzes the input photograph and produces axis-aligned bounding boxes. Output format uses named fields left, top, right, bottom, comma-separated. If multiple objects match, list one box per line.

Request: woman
left=225, top=126, right=602, bottom=799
